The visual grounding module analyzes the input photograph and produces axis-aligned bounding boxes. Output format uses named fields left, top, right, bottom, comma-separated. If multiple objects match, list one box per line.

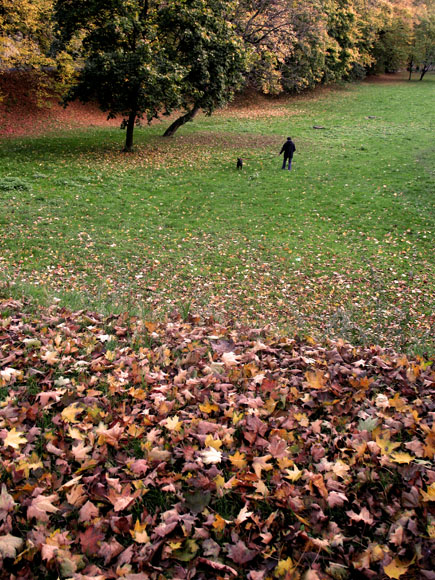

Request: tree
left=412, top=11, right=435, bottom=79
left=232, top=0, right=296, bottom=94
left=0, top=0, right=63, bottom=105
left=159, top=0, right=247, bottom=137
left=0, top=0, right=54, bottom=69
left=54, top=0, right=184, bottom=151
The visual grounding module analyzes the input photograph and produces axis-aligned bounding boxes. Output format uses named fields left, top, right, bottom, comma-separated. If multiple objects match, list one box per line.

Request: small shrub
left=0, top=176, right=31, bottom=191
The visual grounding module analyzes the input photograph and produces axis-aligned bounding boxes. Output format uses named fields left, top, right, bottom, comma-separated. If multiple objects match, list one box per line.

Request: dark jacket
left=280, top=139, right=296, bottom=158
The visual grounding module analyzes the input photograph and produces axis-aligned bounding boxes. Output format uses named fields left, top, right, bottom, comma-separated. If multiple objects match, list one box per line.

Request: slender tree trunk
left=419, top=65, right=429, bottom=81
left=124, top=110, right=137, bottom=152
left=408, top=57, right=413, bottom=80
left=163, top=105, right=200, bottom=137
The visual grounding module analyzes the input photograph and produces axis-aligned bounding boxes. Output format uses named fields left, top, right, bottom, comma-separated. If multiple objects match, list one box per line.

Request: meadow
left=0, top=74, right=434, bottom=354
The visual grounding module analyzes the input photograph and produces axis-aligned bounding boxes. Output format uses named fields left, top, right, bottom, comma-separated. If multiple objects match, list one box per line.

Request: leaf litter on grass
left=0, top=298, right=434, bottom=579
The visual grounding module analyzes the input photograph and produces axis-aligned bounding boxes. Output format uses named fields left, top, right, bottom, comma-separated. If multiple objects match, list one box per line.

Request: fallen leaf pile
left=0, top=299, right=434, bottom=579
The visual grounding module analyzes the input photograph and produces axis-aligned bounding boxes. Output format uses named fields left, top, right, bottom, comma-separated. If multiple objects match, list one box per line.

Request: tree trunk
left=163, top=105, right=200, bottom=137
left=408, top=57, right=413, bottom=80
left=419, top=65, right=429, bottom=81
left=124, top=110, right=137, bottom=152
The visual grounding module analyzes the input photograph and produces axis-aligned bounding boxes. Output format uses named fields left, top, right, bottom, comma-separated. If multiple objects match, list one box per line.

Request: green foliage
left=0, top=176, right=31, bottom=191
left=159, top=0, right=247, bottom=115
left=55, top=0, right=185, bottom=150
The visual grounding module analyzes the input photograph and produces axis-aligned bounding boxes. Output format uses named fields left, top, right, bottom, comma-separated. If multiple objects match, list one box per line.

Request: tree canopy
left=1, top=0, right=433, bottom=146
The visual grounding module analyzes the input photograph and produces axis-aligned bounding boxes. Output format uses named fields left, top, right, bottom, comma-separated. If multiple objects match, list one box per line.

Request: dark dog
left=237, top=157, right=243, bottom=170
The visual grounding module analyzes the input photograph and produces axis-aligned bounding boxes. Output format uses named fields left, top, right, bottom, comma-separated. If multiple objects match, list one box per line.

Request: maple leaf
left=212, top=514, right=227, bottom=532
left=275, top=556, right=296, bottom=577
left=98, top=538, right=124, bottom=565
left=27, top=494, right=59, bottom=522
left=197, top=557, right=238, bottom=577
left=390, top=451, right=414, bottom=464
left=106, top=485, right=136, bottom=512
left=164, top=415, right=182, bottom=431
left=148, top=447, right=171, bottom=462
left=420, top=482, right=435, bottom=502
left=383, top=559, right=409, bottom=579
left=0, top=534, right=23, bottom=559
left=204, top=434, right=223, bottom=450
left=0, top=367, right=23, bottom=386
left=130, top=520, right=150, bottom=543
left=79, top=500, right=99, bottom=523
left=71, top=440, right=93, bottom=462
left=79, top=526, right=105, bottom=555
left=3, top=427, right=27, bottom=449
left=66, top=484, right=86, bottom=507
left=375, top=435, right=401, bottom=456
left=304, top=369, right=327, bottom=389
left=61, top=403, right=83, bottom=424
left=199, top=400, right=219, bottom=414
left=222, top=352, right=240, bottom=367
left=40, top=349, right=59, bottom=365
left=252, top=454, right=273, bottom=478
left=285, top=465, right=302, bottom=482
left=0, top=484, right=15, bottom=521
left=346, top=507, right=374, bottom=525
left=312, top=474, right=328, bottom=498
left=229, top=450, right=247, bottom=470
left=96, top=422, right=124, bottom=446
left=327, top=491, right=348, bottom=508
left=201, top=447, right=222, bottom=464
left=227, top=540, right=257, bottom=564
left=235, top=504, right=253, bottom=525
left=389, top=524, right=404, bottom=546
left=332, top=459, right=350, bottom=478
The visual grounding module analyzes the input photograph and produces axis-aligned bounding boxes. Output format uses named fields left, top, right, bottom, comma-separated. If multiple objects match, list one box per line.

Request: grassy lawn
left=0, top=75, right=434, bottom=353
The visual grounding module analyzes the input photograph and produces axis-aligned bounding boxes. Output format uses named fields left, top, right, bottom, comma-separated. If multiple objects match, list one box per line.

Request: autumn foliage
left=0, top=299, right=434, bottom=579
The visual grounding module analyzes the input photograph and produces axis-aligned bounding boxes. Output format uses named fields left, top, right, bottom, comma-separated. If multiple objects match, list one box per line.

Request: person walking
left=279, top=137, right=296, bottom=170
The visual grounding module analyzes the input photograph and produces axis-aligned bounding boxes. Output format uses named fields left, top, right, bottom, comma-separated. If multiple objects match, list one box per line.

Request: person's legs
left=282, top=156, right=287, bottom=169
left=288, top=158, right=292, bottom=170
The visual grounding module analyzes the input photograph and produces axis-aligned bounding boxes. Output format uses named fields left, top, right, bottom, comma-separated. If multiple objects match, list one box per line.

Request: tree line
left=1, top=0, right=434, bottom=150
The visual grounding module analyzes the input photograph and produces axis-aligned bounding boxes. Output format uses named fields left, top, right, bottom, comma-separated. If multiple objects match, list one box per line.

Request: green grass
left=1, top=75, right=434, bottom=353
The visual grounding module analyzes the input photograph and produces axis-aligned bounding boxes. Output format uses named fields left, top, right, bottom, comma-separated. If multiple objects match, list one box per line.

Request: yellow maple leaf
left=274, top=557, right=296, bottom=577
left=232, top=411, right=244, bottom=425
left=421, top=482, right=435, bottom=502
left=383, top=559, right=409, bottom=579
left=304, top=369, right=327, bottom=389
left=199, top=401, right=219, bottom=414
left=164, top=415, right=182, bottom=431
left=168, top=541, right=182, bottom=550
left=375, top=435, right=401, bottom=456
left=61, top=403, right=82, bottom=424
left=388, top=392, right=408, bottom=412
left=390, top=451, right=414, bottom=464
left=229, top=451, right=247, bottom=470
left=130, top=520, right=150, bottom=544
left=285, top=465, right=302, bottom=482
left=214, top=475, right=225, bottom=490
left=277, top=456, right=293, bottom=470
left=68, top=427, right=85, bottom=440
left=212, top=514, right=226, bottom=532
left=17, top=453, right=43, bottom=477
left=294, top=412, right=309, bottom=427
left=204, top=434, right=222, bottom=450
left=4, top=428, right=27, bottom=449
